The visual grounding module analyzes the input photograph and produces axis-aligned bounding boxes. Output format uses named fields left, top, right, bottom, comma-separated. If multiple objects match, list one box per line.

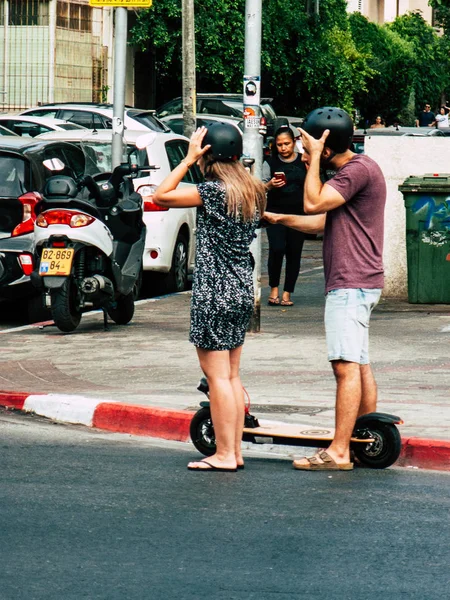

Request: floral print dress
left=189, top=180, right=259, bottom=351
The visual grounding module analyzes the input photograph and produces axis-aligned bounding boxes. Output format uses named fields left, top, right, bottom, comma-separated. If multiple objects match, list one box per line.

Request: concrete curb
left=1, top=391, right=449, bottom=472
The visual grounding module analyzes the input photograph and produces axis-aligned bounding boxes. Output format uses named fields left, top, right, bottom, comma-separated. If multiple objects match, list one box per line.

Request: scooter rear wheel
left=352, top=421, right=401, bottom=469
left=51, top=278, right=81, bottom=333
left=190, top=407, right=216, bottom=457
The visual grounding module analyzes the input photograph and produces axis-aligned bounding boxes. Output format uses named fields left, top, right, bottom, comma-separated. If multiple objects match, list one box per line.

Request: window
left=43, top=144, right=85, bottom=181
left=56, top=1, right=91, bottom=32
left=156, top=99, right=183, bottom=118
left=60, top=110, right=105, bottom=129
left=8, top=0, right=49, bottom=26
left=165, top=141, right=201, bottom=184
left=8, top=120, right=53, bottom=137
left=127, top=110, right=166, bottom=132
left=23, top=109, right=58, bottom=118
left=0, top=155, right=29, bottom=202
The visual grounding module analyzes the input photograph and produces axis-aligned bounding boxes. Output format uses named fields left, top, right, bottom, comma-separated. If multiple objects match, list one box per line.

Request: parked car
left=160, top=113, right=243, bottom=137
left=37, top=129, right=202, bottom=293
left=155, top=93, right=277, bottom=135
left=0, top=137, right=87, bottom=321
left=0, top=115, right=85, bottom=138
left=20, top=103, right=170, bottom=133
left=352, top=126, right=448, bottom=154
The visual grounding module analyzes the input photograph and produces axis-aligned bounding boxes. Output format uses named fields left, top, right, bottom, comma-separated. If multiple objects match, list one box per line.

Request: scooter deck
left=243, top=420, right=374, bottom=444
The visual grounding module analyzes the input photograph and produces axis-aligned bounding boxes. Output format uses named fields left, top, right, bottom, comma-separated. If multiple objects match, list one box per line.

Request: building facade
left=0, top=0, right=137, bottom=112
left=347, top=0, right=433, bottom=24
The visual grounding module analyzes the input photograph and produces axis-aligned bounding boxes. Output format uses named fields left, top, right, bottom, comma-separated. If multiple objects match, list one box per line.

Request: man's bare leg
left=325, top=360, right=362, bottom=464
left=358, top=363, right=377, bottom=417
left=293, top=360, right=361, bottom=467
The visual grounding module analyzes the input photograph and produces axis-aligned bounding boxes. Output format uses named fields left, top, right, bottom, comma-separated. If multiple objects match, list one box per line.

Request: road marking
left=300, top=266, right=323, bottom=274
left=442, top=324, right=450, bottom=333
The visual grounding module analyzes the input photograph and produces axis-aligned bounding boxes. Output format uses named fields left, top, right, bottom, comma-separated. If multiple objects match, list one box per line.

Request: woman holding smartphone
left=153, top=124, right=266, bottom=472
left=263, top=125, right=307, bottom=307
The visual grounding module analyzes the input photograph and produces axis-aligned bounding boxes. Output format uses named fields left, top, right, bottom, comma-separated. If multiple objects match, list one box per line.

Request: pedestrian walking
left=262, top=125, right=307, bottom=307
left=263, top=107, right=387, bottom=471
left=153, top=124, right=266, bottom=472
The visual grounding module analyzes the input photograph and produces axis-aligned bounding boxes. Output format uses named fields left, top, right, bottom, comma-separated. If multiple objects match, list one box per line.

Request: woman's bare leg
left=229, top=345, right=245, bottom=467
left=188, top=348, right=237, bottom=469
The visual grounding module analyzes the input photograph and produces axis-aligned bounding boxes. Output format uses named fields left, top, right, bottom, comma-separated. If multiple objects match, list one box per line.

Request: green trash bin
left=399, top=173, right=450, bottom=304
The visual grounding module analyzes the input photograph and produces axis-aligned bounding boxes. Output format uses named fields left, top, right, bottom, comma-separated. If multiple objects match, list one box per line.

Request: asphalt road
left=1, top=410, right=449, bottom=600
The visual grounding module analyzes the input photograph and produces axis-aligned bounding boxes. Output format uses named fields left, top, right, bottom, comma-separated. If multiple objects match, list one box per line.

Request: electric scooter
left=190, top=378, right=403, bottom=469
left=32, top=161, right=147, bottom=333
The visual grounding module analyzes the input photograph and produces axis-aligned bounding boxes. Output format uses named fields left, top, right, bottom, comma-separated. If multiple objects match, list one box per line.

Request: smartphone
left=274, top=172, right=286, bottom=183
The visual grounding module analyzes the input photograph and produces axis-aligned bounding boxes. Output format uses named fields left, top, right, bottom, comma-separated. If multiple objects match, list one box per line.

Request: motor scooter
left=190, top=378, right=403, bottom=469
left=32, top=160, right=147, bottom=333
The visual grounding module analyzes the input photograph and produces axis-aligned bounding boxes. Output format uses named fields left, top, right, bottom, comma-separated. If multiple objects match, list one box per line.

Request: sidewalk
left=1, top=240, right=449, bottom=470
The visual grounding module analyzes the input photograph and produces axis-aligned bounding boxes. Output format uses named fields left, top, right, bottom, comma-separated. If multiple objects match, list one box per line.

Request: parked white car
left=37, top=129, right=201, bottom=292
left=0, top=115, right=85, bottom=137
left=20, top=103, right=170, bottom=133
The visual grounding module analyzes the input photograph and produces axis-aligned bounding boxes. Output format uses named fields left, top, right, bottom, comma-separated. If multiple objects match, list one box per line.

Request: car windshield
left=77, top=141, right=147, bottom=175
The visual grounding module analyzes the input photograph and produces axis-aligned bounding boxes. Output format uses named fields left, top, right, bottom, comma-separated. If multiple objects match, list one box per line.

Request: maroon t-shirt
left=323, top=154, right=386, bottom=294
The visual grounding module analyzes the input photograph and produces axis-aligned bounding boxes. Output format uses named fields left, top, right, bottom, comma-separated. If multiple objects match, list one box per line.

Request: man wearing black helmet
left=264, top=107, right=386, bottom=471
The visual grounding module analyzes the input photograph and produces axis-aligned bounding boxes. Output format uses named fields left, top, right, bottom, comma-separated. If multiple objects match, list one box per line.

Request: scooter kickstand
left=102, top=309, right=110, bottom=332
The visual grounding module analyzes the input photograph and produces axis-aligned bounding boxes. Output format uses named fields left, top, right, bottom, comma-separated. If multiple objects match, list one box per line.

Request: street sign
left=89, top=0, right=152, bottom=6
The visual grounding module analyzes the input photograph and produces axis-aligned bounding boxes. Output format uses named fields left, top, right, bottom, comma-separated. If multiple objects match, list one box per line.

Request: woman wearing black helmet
left=153, top=124, right=266, bottom=472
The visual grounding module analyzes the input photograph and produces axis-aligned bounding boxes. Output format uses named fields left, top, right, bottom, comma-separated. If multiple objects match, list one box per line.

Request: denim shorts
left=325, top=288, right=382, bottom=365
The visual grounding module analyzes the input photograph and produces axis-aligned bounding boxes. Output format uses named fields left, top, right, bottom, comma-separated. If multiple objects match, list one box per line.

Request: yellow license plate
left=39, top=248, right=75, bottom=276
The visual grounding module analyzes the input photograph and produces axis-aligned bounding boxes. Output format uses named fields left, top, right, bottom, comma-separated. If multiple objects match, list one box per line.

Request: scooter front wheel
left=107, top=292, right=135, bottom=325
left=51, top=278, right=81, bottom=333
left=189, top=407, right=216, bottom=457
left=352, top=421, right=401, bottom=469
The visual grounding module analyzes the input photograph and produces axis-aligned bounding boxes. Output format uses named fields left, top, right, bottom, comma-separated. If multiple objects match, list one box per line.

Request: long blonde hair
left=204, top=158, right=266, bottom=222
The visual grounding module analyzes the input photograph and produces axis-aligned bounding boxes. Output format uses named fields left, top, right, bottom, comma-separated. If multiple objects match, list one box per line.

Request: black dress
left=189, top=181, right=259, bottom=351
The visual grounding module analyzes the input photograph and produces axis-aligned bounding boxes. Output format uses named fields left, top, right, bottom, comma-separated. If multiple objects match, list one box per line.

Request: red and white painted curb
left=1, top=391, right=450, bottom=472
left=0, top=391, right=193, bottom=442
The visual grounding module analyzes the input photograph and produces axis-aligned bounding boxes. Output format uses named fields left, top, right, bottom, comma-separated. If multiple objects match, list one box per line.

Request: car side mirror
left=136, top=132, right=157, bottom=150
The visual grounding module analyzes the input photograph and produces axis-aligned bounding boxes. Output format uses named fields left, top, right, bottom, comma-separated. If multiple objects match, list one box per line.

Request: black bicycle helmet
left=302, top=107, right=354, bottom=153
left=202, top=121, right=242, bottom=161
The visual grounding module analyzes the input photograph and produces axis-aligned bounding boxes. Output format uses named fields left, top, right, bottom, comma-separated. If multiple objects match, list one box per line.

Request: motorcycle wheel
left=50, top=278, right=82, bottom=333
left=352, top=421, right=402, bottom=469
left=107, top=292, right=135, bottom=325
left=189, top=407, right=216, bottom=457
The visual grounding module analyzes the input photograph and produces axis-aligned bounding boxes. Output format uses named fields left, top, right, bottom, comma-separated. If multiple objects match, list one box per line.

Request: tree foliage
left=130, top=1, right=450, bottom=124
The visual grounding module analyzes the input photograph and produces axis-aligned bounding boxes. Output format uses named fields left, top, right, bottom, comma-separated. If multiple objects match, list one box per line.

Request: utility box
left=399, top=174, right=450, bottom=304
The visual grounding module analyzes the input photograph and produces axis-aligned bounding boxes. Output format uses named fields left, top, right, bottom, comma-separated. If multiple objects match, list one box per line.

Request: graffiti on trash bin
left=411, top=195, right=450, bottom=231
left=421, top=231, right=447, bottom=247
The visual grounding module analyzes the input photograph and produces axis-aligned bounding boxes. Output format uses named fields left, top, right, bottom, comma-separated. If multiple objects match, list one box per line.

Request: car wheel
left=165, top=233, right=188, bottom=293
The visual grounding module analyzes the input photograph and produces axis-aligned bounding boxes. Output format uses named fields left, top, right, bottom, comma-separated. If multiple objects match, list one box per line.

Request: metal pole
left=111, top=7, right=127, bottom=169
left=243, top=0, right=263, bottom=333
left=182, top=0, right=196, bottom=138
left=48, top=0, right=56, bottom=104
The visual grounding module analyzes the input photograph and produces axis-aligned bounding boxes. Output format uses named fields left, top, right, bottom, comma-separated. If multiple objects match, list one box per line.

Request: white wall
left=364, top=136, right=450, bottom=298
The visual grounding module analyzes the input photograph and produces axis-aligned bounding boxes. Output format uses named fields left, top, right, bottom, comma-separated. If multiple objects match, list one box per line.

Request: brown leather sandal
left=293, top=450, right=353, bottom=471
